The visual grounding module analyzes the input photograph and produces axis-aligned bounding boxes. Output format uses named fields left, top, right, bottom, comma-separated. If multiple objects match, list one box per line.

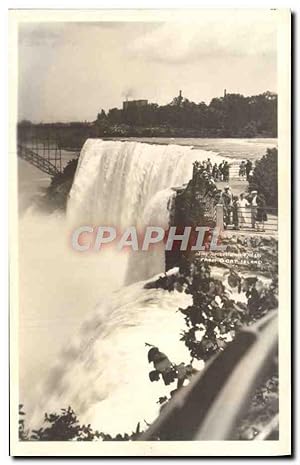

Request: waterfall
left=24, top=139, right=227, bottom=435
left=68, top=139, right=195, bottom=227
left=67, top=139, right=222, bottom=282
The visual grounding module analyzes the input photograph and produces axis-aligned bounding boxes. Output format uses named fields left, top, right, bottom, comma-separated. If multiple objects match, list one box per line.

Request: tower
left=178, top=90, right=183, bottom=105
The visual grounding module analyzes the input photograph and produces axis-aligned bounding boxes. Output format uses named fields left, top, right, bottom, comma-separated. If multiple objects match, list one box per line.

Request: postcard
left=9, top=8, right=291, bottom=456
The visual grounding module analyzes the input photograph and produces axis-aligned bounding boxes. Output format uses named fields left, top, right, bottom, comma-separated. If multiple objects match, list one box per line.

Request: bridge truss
left=17, top=129, right=62, bottom=177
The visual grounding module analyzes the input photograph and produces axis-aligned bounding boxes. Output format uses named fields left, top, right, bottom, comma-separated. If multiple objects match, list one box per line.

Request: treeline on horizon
left=18, top=91, right=277, bottom=149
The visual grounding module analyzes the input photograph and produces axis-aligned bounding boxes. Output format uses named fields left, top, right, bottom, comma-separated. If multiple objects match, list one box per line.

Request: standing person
left=232, top=196, right=239, bottom=230
left=214, top=188, right=223, bottom=205
left=248, top=167, right=254, bottom=184
left=246, top=160, right=252, bottom=181
left=256, top=193, right=268, bottom=232
left=249, top=190, right=258, bottom=229
left=222, top=186, right=233, bottom=227
left=237, top=193, right=249, bottom=227
left=218, top=161, right=224, bottom=181
left=223, top=161, right=230, bottom=182
left=239, top=161, right=246, bottom=180
left=212, top=163, right=219, bottom=181
left=207, top=158, right=212, bottom=173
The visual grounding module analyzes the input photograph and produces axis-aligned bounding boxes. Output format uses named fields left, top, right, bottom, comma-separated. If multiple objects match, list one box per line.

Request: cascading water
left=68, top=139, right=224, bottom=228
left=125, top=187, right=176, bottom=285
left=23, top=139, right=228, bottom=435
left=67, top=139, right=223, bottom=283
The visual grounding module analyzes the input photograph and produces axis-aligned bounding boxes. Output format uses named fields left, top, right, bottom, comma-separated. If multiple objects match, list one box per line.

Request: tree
left=19, top=406, right=142, bottom=441
left=240, top=121, right=258, bottom=137
left=44, top=158, right=79, bottom=211
left=250, top=148, right=278, bottom=208
left=18, top=119, right=33, bottom=126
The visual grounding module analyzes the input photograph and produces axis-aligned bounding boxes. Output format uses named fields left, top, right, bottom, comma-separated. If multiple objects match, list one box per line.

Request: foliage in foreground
left=21, top=156, right=279, bottom=441
left=179, top=255, right=278, bottom=361
left=235, top=375, right=279, bottom=440
left=19, top=405, right=142, bottom=442
left=145, top=155, right=279, bottom=438
left=19, top=232, right=279, bottom=441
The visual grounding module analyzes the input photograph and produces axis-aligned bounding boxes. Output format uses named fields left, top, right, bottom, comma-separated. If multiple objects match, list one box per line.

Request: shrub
left=19, top=406, right=142, bottom=441
left=44, top=158, right=79, bottom=211
left=250, top=148, right=278, bottom=208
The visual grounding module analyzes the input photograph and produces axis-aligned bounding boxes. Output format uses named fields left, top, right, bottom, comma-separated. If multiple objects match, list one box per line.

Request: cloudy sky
left=18, top=11, right=277, bottom=122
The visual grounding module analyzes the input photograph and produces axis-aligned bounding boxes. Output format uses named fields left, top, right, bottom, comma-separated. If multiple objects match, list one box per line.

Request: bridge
left=17, top=138, right=62, bottom=177
left=18, top=144, right=61, bottom=176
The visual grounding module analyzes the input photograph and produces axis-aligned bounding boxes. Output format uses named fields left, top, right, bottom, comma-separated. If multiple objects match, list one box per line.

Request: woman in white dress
left=237, top=193, right=249, bottom=227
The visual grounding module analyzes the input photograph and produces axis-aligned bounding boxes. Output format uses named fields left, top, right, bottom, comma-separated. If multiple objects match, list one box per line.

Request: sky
left=18, top=11, right=277, bottom=123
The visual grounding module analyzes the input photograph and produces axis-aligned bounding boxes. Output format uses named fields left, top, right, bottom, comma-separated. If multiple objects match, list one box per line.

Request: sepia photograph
left=9, top=8, right=291, bottom=456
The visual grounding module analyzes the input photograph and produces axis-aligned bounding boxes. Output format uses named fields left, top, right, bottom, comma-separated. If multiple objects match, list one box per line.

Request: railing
left=209, top=163, right=252, bottom=182
left=140, top=310, right=278, bottom=441
left=216, top=204, right=278, bottom=233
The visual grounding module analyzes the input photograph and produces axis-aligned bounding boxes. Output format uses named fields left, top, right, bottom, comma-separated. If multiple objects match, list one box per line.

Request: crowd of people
left=218, top=185, right=268, bottom=231
left=198, top=158, right=255, bottom=183
left=211, top=160, right=230, bottom=182
left=194, top=158, right=231, bottom=182
left=193, top=157, right=268, bottom=232
left=238, top=159, right=254, bottom=182
left=197, top=158, right=255, bottom=183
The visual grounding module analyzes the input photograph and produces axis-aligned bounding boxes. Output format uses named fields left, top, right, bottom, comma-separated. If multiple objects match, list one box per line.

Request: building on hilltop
left=123, top=99, right=148, bottom=111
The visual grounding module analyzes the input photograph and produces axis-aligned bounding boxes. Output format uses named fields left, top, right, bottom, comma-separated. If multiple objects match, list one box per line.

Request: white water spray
left=23, top=139, right=228, bottom=434
left=68, top=139, right=222, bottom=228
left=68, top=139, right=222, bottom=283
